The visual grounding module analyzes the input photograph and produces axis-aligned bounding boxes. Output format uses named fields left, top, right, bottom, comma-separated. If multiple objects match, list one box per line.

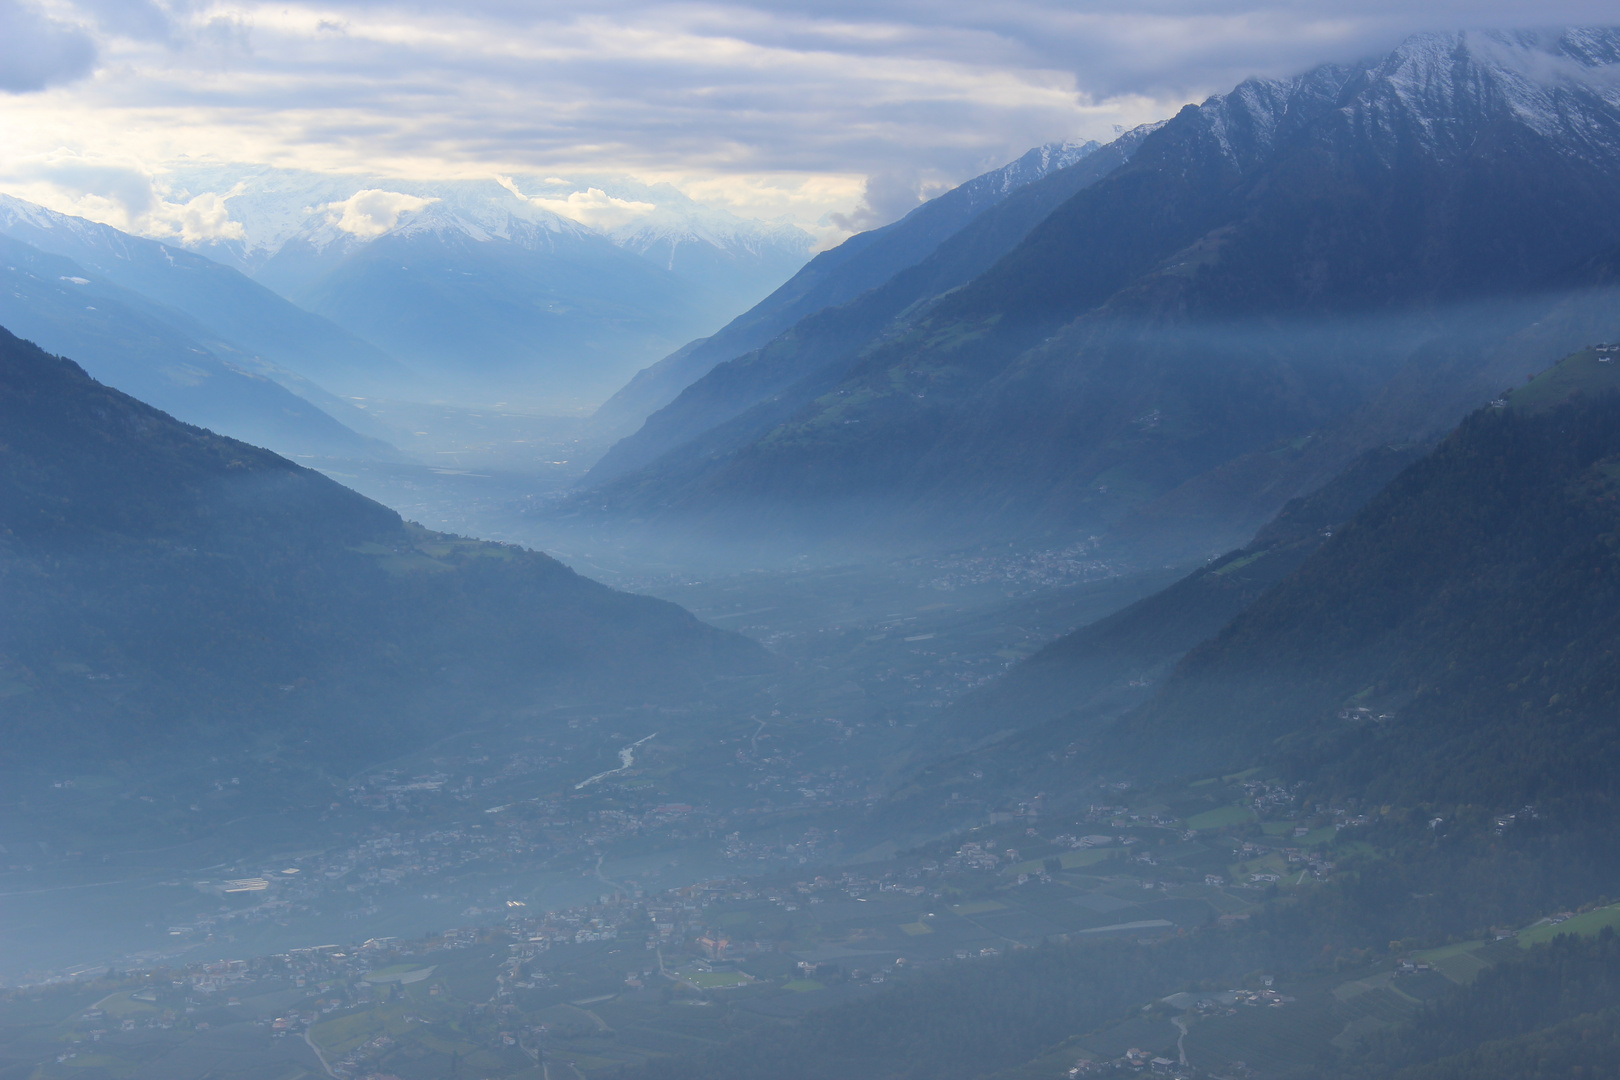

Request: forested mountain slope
left=589, top=140, right=1101, bottom=437
left=572, top=30, right=1620, bottom=560
left=583, top=130, right=1153, bottom=485
left=1106, top=347, right=1620, bottom=808
left=938, top=441, right=1428, bottom=752
left=0, top=329, right=770, bottom=774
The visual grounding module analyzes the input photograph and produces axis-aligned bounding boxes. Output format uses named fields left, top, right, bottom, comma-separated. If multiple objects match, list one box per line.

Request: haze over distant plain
left=2, top=1, right=1619, bottom=245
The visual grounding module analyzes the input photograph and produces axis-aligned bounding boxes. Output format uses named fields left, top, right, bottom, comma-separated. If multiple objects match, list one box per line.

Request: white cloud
left=523, top=187, right=657, bottom=231
left=153, top=187, right=248, bottom=243
left=321, top=189, right=438, bottom=238
left=0, top=151, right=243, bottom=241
left=0, top=2, right=1617, bottom=239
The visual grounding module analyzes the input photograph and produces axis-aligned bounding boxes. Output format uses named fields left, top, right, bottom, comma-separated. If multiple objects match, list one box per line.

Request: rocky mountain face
left=564, top=29, right=1620, bottom=562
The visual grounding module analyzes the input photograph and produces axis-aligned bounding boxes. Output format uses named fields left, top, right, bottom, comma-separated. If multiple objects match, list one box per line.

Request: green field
left=1518, top=905, right=1620, bottom=947
left=1510, top=348, right=1620, bottom=413
left=1187, top=806, right=1257, bottom=830
left=310, top=1007, right=396, bottom=1055
left=1009, top=848, right=1118, bottom=874
left=683, top=971, right=751, bottom=988
left=900, top=921, right=933, bottom=935
left=1414, top=940, right=1492, bottom=983
left=93, top=991, right=162, bottom=1019
left=952, top=900, right=1008, bottom=915
left=361, top=962, right=435, bottom=983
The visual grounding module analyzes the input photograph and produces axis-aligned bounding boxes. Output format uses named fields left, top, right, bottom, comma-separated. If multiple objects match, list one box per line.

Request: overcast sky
left=2, top=1, right=1618, bottom=239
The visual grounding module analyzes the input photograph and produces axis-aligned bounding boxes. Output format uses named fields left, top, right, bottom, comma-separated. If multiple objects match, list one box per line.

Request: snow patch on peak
left=951, top=140, right=1103, bottom=206
left=1347, top=28, right=1620, bottom=160
left=1195, top=64, right=1355, bottom=168
left=991, top=140, right=1100, bottom=194
left=1179, top=26, right=1620, bottom=174
left=145, top=164, right=814, bottom=273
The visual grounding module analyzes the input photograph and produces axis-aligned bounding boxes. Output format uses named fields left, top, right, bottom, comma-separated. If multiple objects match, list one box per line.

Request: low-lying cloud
left=323, top=190, right=439, bottom=238
left=0, top=152, right=245, bottom=242
left=510, top=182, right=658, bottom=231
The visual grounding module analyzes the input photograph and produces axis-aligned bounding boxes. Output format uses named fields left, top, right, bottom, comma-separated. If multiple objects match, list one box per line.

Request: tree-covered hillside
left=0, top=328, right=770, bottom=774
left=1108, top=347, right=1620, bottom=811
left=938, top=441, right=1428, bottom=752
left=567, top=31, right=1620, bottom=564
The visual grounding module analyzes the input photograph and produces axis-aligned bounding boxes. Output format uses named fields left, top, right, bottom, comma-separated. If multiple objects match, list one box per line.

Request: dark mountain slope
left=1105, top=347, right=1620, bottom=809
left=589, top=141, right=1101, bottom=439
left=937, top=441, right=1428, bottom=751
left=1111, top=241, right=1620, bottom=560
left=583, top=131, right=1151, bottom=486
left=0, top=329, right=770, bottom=773
left=0, top=237, right=389, bottom=459
left=584, top=30, right=1620, bottom=558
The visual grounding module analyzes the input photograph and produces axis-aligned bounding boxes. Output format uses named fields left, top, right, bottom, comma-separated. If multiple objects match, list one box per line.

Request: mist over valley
left=7, top=16, right=1620, bottom=1080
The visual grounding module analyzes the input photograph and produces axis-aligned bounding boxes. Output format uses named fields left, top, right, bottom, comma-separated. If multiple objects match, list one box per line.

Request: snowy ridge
left=1191, top=64, right=1356, bottom=169
left=986, top=140, right=1100, bottom=195
left=286, top=182, right=599, bottom=258
left=0, top=193, right=175, bottom=267
left=1182, top=27, right=1620, bottom=175
left=951, top=140, right=1101, bottom=204
left=152, top=166, right=815, bottom=273
left=1336, top=29, right=1620, bottom=163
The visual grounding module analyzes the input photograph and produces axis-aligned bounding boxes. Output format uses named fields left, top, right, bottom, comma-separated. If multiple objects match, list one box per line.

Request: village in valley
left=6, top=745, right=1608, bottom=1080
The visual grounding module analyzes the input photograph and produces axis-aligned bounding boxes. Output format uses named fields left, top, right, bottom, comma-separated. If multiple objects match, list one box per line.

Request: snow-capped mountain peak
left=1184, top=27, right=1620, bottom=174
left=286, top=180, right=599, bottom=258
left=1353, top=28, right=1620, bottom=158
left=146, top=166, right=815, bottom=278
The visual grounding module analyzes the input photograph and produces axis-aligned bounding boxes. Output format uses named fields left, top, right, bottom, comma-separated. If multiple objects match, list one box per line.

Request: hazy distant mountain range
left=563, top=28, right=1620, bottom=563
left=150, top=169, right=817, bottom=409
left=0, top=200, right=402, bottom=459
left=0, top=171, right=823, bottom=455
left=0, top=150, right=1149, bottom=461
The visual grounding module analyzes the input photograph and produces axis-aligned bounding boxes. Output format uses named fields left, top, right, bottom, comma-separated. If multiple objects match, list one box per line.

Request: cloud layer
left=0, top=0, right=96, bottom=92
left=1, top=2, right=1618, bottom=232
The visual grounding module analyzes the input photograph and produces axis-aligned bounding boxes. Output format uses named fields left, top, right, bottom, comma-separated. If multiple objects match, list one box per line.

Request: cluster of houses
left=918, top=537, right=1115, bottom=594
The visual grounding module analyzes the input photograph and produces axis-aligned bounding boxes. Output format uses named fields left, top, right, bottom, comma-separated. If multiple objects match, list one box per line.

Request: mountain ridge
left=567, top=28, right=1620, bottom=563
left=0, top=238, right=393, bottom=460
left=0, top=327, right=771, bottom=772
left=588, top=140, right=1103, bottom=438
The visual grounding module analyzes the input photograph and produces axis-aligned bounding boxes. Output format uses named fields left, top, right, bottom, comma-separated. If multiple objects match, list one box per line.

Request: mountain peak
left=1339, top=27, right=1620, bottom=160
